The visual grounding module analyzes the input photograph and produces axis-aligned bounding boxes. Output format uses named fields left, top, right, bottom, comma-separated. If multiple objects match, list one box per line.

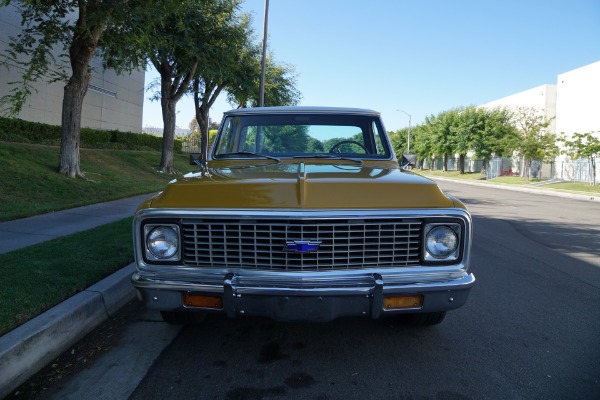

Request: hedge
left=0, top=117, right=182, bottom=152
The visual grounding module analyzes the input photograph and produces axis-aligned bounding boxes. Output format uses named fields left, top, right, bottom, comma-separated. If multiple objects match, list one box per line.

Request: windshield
left=213, top=113, right=391, bottom=159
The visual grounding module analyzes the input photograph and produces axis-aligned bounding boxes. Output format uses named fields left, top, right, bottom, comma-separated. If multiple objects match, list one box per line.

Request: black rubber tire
left=160, top=311, right=207, bottom=325
left=399, top=311, right=447, bottom=326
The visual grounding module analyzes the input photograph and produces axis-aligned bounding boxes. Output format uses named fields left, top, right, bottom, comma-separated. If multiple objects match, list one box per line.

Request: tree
left=0, top=0, right=150, bottom=178
left=190, top=7, right=258, bottom=165
left=141, top=0, right=217, bottom=173
left=512, top=107, right=557, bottom=179
left=411, top=123, right=436, bottom=169
left=194, top=45, right=301, bottom=165
left=429, top=110, right=460, bottom=172
left=452, top=107, right=485, bottom=174
left=389, top=128, right=408, bottom=157
left=471, top=107, right=519, bottom=174
left=227, top=54, right=301, bottom=109
left=560, top=132, right=600, bottom=186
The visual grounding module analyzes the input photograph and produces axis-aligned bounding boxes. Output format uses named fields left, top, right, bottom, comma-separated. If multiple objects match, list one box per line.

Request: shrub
left=0, top=117, right=183, bottom=152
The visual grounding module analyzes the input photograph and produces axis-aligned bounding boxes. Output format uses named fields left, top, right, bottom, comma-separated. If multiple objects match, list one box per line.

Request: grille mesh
left=181, top=218, right=422, bottom=271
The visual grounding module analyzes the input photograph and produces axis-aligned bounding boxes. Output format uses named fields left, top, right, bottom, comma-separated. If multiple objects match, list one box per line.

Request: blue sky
left=142, top=0, right=600, bottom=132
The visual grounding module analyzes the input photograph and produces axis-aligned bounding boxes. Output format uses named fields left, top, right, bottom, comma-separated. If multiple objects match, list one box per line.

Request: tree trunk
left=58, top=73, right=90, bottom=177
left=443, top=154, right=448, bottom=172
left=156, top=59, right=198, bottom=173
left=481, top=157, right=488, bottom=175
left=196, top=104, right=210, bottom=165
left=459, top=154, right=465, bottom=174
left=58, top=6, right=108, bottom=178
left=591, top=157, right=596, bottom=186
left=159, top=89, right=177, bottom=173
left=193, top=78, right=224, bottom=165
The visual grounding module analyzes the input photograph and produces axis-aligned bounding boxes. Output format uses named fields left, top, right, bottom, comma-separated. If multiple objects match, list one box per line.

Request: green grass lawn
left=0, top=217, right=133, bottom=335
left=0, top=142, right=196, bottom=221
left=0, top=141, right=198, bottom=334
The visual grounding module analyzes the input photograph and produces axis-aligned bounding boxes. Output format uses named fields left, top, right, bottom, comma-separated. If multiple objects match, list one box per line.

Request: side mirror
left=400, top=154, right=416, bottom=169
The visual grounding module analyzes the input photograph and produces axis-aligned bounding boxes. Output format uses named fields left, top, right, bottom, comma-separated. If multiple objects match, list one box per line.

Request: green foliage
left=560, top=131, right=600, bottom=161
left=0, top=116, right=61, bottom=142
left=410, top=106, right=522, bottom=172
left=262, top=126, right=309, bottom=152
left=0, top=0, right=154, bottom=116
left=513, top=107, right=556, bottom=160
left=389, top=129, right=408, bottom=156
left=227, top=54, right=302, bottom=108
left=0, top=117, right=182, bottom=151
left=559, top=131, right=600, bottom=185
left=472, top=107, right=520, bottom=159
left=511, top=107, right=557, bottom=179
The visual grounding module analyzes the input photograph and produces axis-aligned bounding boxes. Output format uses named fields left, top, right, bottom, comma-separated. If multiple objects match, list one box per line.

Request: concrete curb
left=0, top=263, right=136, bottom=399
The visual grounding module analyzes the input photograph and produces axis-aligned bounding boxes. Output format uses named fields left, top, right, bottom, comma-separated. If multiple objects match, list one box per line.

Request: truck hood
left=143, top=163, right=457, bottom=210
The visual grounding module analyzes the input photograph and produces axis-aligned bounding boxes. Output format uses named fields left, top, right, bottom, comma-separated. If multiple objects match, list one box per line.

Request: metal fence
left=553, top=160, right=598, bottom=183
left=181, top=138, right=201, bottom=153
left=421, top=155, right=598, bottom=184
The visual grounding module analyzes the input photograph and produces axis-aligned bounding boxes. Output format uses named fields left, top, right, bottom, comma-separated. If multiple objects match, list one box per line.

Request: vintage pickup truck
left=131, top=107, right=475, bottom=325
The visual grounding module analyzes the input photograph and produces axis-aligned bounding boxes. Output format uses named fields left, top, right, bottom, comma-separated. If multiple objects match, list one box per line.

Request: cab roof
left=223, top=106, right=381, bottom=117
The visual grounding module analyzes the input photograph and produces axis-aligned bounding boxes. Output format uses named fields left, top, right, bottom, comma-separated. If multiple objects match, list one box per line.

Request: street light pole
left=258, top=0, right=269, bottom=107
left=396, top=109, right=411, bottom=154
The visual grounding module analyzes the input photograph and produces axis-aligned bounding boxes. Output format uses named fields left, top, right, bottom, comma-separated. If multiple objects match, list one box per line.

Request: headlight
left=425, top=224, right=460, bottom=261
left=145, top=225, right=180, bottom=261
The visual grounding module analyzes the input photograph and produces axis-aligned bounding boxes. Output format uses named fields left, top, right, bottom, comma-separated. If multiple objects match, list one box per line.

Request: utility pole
left=258, top=0, right=269, bottom=107
left=396, top=109, right=411, bottom=154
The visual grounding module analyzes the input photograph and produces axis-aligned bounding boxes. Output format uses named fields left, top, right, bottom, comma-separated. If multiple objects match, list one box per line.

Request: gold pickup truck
left=132, top=107, right=475, bottom=325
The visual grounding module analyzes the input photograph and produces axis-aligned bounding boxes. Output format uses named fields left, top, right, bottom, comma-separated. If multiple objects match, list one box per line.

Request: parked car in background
left=132, top=107, right=475, bottom=325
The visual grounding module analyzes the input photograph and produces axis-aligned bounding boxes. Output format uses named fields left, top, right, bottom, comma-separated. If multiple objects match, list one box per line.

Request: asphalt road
left=47, top=182, right=600, bottom=400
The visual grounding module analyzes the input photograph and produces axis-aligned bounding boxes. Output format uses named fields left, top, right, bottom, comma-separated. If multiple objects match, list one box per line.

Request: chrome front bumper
left=132, top=270, right=476, bottom=322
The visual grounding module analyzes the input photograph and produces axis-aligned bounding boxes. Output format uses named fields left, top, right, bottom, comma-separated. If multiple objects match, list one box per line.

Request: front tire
left=160, top=311, right=207, bottom=325
left=399, top=311, right=446, bottom=326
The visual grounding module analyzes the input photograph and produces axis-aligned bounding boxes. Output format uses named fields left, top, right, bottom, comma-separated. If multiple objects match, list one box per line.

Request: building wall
left=480, top=84, right=557, bottom=134
left=0, top=4, right=144, bottom=132
left=480, top=60, right=600, bottom=181
left=555, top=61, right=600, bottom=138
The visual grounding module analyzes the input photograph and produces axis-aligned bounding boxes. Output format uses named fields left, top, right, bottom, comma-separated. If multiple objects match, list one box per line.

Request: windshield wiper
left=292, top=155, right=363, bottom=165
left=219, top=152, right=280, bottom=162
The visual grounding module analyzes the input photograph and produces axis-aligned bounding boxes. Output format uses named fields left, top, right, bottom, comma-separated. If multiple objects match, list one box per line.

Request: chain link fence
left=419, top=155, right=598, bottom=184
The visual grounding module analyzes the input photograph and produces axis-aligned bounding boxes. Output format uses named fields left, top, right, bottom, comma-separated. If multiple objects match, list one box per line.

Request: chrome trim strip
left=131, top=272, right=475, bottom=297
left=135, top=208, right=471, bottom=219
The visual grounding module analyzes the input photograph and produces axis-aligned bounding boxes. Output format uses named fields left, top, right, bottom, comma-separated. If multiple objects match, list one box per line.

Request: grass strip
left=0, top=217, right=133, bottom=335
left=0, top=141, right=195, bottom=221
left=415, top=169, right=600, bottom=194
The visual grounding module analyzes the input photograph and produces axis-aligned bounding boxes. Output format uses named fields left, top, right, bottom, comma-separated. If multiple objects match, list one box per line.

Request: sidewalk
left=0, top=193, right=153, bottom=254
left=0, top=193, right=154, bottom=399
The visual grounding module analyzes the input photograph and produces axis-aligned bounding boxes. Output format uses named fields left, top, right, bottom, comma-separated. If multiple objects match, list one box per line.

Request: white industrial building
left=481, top=61, right=600, bottom=139
left=0, top=4, right=145, bottom=132
left=480, top=61, right=600, bottom=181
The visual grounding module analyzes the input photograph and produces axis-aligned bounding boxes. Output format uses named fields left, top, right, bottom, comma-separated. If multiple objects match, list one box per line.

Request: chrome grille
left=181, top=218, right=422, bottom=271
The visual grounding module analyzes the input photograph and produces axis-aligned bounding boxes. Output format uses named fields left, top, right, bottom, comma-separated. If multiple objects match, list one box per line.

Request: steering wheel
left=329, top=140, right=368, bottom=154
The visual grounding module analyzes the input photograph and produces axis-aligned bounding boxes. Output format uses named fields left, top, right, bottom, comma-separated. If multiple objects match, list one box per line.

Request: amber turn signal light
left=184, top=294, right=223, bottom=309
left=383, top=295, right=424, bottom=310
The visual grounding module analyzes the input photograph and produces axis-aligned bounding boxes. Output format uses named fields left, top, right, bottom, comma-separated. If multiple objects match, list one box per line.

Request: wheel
left=329, top=140, right=368, bottom=153
left=160, top=310, right=207, bottom=325
left=399, top=311, right=446, bottom=326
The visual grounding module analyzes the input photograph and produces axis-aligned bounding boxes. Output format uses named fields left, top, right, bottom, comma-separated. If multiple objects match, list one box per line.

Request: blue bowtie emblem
left=284, top=240, right=321, bottom=253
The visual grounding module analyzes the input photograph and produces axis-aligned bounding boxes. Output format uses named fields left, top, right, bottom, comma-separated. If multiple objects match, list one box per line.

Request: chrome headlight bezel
left=143, top=224, right=181, bottom=262
left=423, top=223, right=461, bottom=263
